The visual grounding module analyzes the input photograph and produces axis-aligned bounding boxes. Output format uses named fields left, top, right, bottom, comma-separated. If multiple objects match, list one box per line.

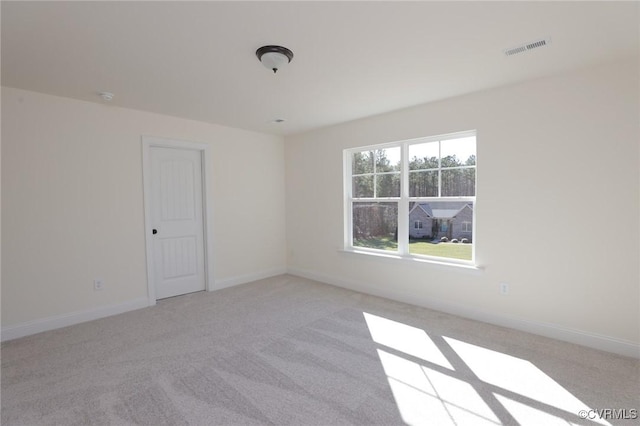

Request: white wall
left=285, top=59, right=640, bottom=356
left=2, top=87, right=286, bottom=328
left=3, top=60, right=638, bottom=356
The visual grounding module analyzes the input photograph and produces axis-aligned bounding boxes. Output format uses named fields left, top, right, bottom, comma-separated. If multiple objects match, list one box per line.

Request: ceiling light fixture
left=256, top=45, right=294, bottom=74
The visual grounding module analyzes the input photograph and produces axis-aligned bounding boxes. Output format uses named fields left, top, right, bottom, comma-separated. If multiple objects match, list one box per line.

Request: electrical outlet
left=93, top=279, right=105, bottom=291
left=500, top=282, right=509, bottom=295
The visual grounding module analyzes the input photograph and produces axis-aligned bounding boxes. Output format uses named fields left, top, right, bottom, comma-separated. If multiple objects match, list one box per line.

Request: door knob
left=152, top=229, right=158, bottom=235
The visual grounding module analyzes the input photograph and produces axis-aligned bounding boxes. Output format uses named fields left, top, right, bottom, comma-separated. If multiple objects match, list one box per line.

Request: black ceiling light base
left=256, top=45, right=294, bottom=73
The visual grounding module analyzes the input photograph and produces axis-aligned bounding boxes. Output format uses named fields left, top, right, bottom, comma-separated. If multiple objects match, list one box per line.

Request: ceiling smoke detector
left=99, top=92, right=114, bottom=101
left=256, top=45, right=294, bottom=73
left=504, top=37, right=551, bottom=57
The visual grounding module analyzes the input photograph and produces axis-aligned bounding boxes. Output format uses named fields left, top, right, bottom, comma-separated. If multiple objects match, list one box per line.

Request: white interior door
left=150, top=146, right=206, bottom=299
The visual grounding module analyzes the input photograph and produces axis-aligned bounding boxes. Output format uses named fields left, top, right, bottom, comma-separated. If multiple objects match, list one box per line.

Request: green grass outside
left=354, top=237, right=472, bottom=261
left=354, top=236, right=398, bottom=251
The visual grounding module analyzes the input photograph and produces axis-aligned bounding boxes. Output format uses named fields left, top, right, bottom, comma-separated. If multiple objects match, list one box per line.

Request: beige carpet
left=1, top=274, right=638, bottom=425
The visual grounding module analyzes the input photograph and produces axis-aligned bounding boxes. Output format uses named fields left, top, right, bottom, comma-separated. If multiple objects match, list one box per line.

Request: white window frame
left=343, top=130, right=476, bottom=266
left=462, top=221, right=472, bottom=233
left=414, top=220, right=423, bottom=229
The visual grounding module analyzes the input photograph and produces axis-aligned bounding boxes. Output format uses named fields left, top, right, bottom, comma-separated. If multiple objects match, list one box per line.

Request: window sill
left=339, top=248, right=484, bottom=274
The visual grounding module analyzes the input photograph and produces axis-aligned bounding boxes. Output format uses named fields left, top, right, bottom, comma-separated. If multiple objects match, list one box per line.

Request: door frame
left=141, top=136, right=215, bottom=306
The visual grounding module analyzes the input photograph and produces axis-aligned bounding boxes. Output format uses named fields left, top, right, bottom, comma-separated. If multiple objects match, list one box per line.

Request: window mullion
left=372, top=150, right=377, bottom=198
left=438, top=140, right=442, bottom=197
left=397, top=143, right=409, bottom=255
left=344, top=151, right=353, bottom=249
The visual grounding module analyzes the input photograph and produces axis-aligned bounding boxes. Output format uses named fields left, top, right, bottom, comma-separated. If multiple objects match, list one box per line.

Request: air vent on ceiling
left=504, top=38, right=551, bottom=57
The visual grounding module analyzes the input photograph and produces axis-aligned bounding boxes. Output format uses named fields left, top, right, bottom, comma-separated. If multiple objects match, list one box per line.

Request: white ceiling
left=2, top=1, right=638, bottom=136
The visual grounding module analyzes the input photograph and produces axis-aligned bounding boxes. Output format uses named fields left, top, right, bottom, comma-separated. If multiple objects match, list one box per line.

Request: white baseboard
left=1, top=298, right=151, bottom=342
left=213, top=267, right=288, bottom=291
left=287, top=267, right=640, bottom=359
left=1, top=267, right=287, bottom=342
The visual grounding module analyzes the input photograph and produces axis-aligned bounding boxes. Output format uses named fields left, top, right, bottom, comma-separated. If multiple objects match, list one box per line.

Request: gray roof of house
left=430, top=209, right=462, bottom=218
left=415, top=202, right=472, bottom=218
left=417, top=204, right=432, bottom=216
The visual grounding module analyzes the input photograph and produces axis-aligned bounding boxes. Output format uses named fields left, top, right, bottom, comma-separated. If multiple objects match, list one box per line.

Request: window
left=345, top=131, right=476, bottom=263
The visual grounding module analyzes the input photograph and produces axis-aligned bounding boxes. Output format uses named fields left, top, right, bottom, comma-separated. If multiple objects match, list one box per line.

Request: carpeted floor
left=1, top=274, right=638, bottom=425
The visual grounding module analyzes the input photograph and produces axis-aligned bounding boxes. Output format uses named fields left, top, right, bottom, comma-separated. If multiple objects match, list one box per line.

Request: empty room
left=1, top=1, right=638, bottom=425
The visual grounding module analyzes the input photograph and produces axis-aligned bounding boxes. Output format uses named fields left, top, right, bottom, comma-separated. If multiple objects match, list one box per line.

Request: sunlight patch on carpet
left=364, top=312, right=610, bottom=426
left=363, top=312, right=452, bottom=369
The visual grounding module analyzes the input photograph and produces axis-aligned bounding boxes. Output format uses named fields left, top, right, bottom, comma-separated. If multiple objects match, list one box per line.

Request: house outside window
left=345, top=131, right=476, bottom=263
